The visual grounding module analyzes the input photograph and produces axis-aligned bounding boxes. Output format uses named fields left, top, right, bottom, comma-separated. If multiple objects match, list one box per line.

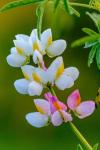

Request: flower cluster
left=6, top=28, right=95, bottom=128
left=26, top=90, right=95, bottom=128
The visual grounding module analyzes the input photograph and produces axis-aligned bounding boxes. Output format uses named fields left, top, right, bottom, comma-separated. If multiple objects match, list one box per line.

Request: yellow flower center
left=32, top=72, right=41, bottom=83
left=23, top=73, right=30, bottom=80
left=47, top=36, right=52, bottom=46
left=16, top=47, right=24, bottom=55
left=36, top=106, right=45, bottom=114
left=33, top=42, right=40, bottom=51
left=55, top=63, right=64, bottom=79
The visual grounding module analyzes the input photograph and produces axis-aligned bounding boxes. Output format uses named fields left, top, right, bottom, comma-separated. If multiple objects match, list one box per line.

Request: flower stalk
left=69, top=122, right=93, bottom=150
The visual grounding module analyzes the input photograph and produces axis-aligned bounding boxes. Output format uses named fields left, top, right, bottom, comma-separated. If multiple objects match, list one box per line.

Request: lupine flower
left=47, top=56, right=79, bottom=90
left=14, top=65, right=47, bottom=96
left=67, top=90, right=95, bottom=119
left=6, top=34, right=32, bottom=67
left=29, top=28, right=67, bottom=58
left=26, top=92, right=72, bottom=128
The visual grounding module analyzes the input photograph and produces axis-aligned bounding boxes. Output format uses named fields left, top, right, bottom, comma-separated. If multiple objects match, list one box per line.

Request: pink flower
left=26, top=92, right=72, bottom=128
left=67, top=90, right=95, bottom=119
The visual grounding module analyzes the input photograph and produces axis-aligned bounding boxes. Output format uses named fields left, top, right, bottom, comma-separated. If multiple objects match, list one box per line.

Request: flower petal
left=64, top=67, right=79, bottom=81
left=41, top=29, right=52, bottom=49
left=26, top=112, right=49, bottom=128
left=28, top=81, right=43, bottom=96
left=47, top=57, right=64, bottom=83
left=21, top=65, right=35, bottom=81
left=51, top=111, right=63, bottom=126
left=14, top=39, right=32, bottom=55
left=60, top=110, right=73, bottom=122
left=10, top=47, right=17, bottom=54
left=75, top=101, right=95, bottom=119
left=33, top=50, right=43, bottom=64
left=15, top=34, right=29, bottom=41
left=14, top=79, right=29, bottom=94
left=55, top=74, right=74, bottom=90
left=34, top=99, right=50, bottom=115
left=6, top=54, right=26, bottom=67
left=47, top=40, right=67, bottom=57
left=67, top=90, right=81, bottom=111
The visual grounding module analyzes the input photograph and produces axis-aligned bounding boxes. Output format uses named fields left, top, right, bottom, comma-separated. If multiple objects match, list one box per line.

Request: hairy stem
left=69, top=122, right=93, bottom=150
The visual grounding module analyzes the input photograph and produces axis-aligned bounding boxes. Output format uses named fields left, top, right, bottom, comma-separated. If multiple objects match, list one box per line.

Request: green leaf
left=84, top=41, right=97, bottom=48
left=0, top=0, right=44, bottom=13
left=71, top=35, right=100, bottom=47
left=86, top=12, right=100, bottom=33
left=93, top=143, right=99, bottom=150
left=82, top=28, right=98, bottom=35
left=54, top=0, right=60, bottom=10
left=69, top=6, right=80, bottom=17
left=77, top=144, right=84, bottom=150
left=88, top=44, right=97, bottom=67
left=96, top=45, right=100, bottom=69
left=63, top=0, right=72, bottom=15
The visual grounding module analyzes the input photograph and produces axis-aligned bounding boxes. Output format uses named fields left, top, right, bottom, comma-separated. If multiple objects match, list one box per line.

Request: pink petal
left=60, top=110, right=73, bottom=122
left=34, top=99, right=50, bottom=115
left=51, top=111, right=63, bottom=126
left=75, top=101, right=95, bottom=119
left=67, top=90, right=81, bottom=110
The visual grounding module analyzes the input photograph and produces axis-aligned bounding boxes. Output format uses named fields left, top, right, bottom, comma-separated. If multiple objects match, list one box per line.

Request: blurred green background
left=0, top=0, right=100, bottom=150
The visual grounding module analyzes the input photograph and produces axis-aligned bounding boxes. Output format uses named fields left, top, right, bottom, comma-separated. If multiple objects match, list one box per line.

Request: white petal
left=10, top=47, right=17, bottom=54
left=34, top=99, right=50, bottom=115
left=47, top=56, right=64, bottom=83
left=47, top=40, right=67, bottom=57
left=21, top=65, right=35, bottom=81
left=55, top=74, right=74, bottom=90
left=28, top=81, right=43, bottom=96
left=26, top=112, right=49, bottom=128
left=14, top=79, right=29, bottom=94
left=15, top=34, right=29, bottom=41
left=6, top=54, right=26, bottom=67
left=51, top=111, right=63, bottom=126
left=34, top=68, right=48, bottom=84
left=64, top=67, right=79, bottom=81
left=33, top=50, right=43, bottom=64
left=41, top=28, right=52, bottom=49
left=14, top=39, right=32, bottom=55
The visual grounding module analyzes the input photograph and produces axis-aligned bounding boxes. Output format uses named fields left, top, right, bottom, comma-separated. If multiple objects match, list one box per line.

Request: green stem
left=36, top=0, right=48, bottom=39
left=69, top=122, right=93, bottom=150
left=69, top=2, right=94, bottom=10
left=48, top=86, right=57, bottom=96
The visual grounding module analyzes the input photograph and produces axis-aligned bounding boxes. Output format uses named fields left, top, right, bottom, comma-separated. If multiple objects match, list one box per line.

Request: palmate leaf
left=96, top=44, right=100, bottom=69
left=63, top=0, right=72, bottom=15
left=0, top=0, right=44, bottom=13
left=93, top=143, right=99, bottom=150
left=82, top=28, right=98, bottom=35
left=71, top=34, right=100, bottom=47
left=77, top=144, right=84, bottom=150
left=86, top=12, right=100, bottom=33
left=88, top=44, right=97, bottom=67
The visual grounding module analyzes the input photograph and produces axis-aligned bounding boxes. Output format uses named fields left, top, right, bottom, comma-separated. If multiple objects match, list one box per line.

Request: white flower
left=14, top=65, right=47, bottom=96
left=47, top=56, right=79, bottom=90
left=6, top=34, right=32, bottom=67
left=29, top=28, right=67, bottom=59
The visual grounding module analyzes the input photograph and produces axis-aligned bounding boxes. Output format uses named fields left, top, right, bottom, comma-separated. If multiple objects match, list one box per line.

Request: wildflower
left=6, top=34, right=32, bottom=67
left=47, top=56, right=79, bottom=90
left=67, top=90, right=95, bottom=119
left=14, top=65, right=47, bottom=96
left=29, top=28, right=67, bottom=58
left=26, top=92, right=72, bottom=128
